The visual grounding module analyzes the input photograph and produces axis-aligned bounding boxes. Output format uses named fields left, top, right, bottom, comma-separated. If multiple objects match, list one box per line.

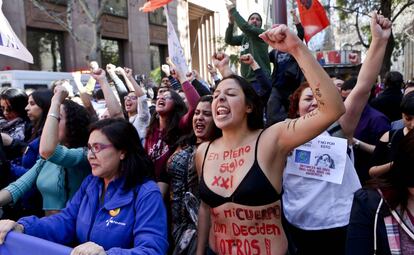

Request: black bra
left=199, top=130, right=282, bottom=208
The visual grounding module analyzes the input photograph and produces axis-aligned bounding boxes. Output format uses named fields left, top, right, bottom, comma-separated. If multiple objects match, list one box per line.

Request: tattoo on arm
left=314, top=88, right=322, bottom=97
left=286, top=118, right=299, bottom=131
left=301, top=110, right=318, bottom=120
left=313, top=87, right=326, bottom=107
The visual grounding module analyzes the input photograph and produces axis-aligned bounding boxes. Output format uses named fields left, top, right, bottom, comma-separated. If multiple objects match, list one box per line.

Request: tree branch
left=392, top=0, right=414, bottom=22
left=66, top=0, right=74, bottom=32
left=78, top=0, right=95, bottom=22
left=355, top=11, right=369, bottom=48
left=30, top=0, right=81, bottom=42
left=331, top=5, right=372, bottom=18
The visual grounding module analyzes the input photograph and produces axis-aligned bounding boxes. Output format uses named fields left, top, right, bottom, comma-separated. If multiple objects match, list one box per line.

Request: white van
left=0, top=70, right=91, bottom=91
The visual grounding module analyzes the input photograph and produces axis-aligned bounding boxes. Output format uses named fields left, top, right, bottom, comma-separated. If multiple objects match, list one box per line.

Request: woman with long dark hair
left=168, top=95, right=221, bottom=254
left=0, top=87, right=91, bottom=216
left=346, top=129, right=414, bottom=254
left=0, top=89, right=54, bottom=219
left=0, top=88, right=31, bottom=141
left=2, top=90, right=54, bottom=177
left=0, top=118, right=168, bottom=254
left=369, top=90, right=414, bottom=178
left=145, top=70, right=200, bottom=197
left=195, top=21, right=346, bottom=254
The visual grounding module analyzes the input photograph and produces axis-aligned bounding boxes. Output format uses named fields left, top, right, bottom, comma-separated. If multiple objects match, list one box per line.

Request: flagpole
left=274, top=0, right=287, bottom=24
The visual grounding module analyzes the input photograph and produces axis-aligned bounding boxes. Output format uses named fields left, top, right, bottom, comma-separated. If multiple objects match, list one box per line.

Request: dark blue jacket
left=18, top=175, right=168, bottom=254
left=346, top=188, right=391, bottom=255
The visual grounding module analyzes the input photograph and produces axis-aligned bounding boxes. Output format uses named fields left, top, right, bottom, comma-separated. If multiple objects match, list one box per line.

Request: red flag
left=139, top=0, right=172, bottom=12
left=297, top=0, right=330, bottom=43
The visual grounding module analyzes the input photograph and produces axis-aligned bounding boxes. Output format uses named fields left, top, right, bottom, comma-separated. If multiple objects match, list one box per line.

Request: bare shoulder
left=196, top=141, right=210, bottom=156
left=379, top=131, right=390, bottom=143
left=260, top=121, right=287, bottom=148
left=195, top=141, right=213, bottom=175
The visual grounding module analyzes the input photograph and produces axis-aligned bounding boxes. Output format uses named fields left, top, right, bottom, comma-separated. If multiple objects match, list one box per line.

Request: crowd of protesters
left=0, top=3, right=413, bottom=255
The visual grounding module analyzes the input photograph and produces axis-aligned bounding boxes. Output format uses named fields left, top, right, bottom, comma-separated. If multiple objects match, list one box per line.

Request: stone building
left=0, top=0, right=273, bottom=82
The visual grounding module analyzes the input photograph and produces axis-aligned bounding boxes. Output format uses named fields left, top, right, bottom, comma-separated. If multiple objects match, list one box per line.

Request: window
left=42, top=0, right=67, bottom=5
left=104, top=0, right=128, bottom=17
left=150, top=45, right=161, bottom=70
left=101, top=38, right=124, bottom=68
left=26, top=29, right=65, bottom=72
left=24, top=84, right=48, bottom=90
left=149, top=8, right=166, bottom=26
left=150, top=45, right=167, bottom=70
left=40, top=0, right=128, bottom=17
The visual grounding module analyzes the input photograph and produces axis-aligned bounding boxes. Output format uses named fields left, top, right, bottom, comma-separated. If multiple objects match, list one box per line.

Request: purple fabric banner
left=0, top=232, right=72, bottom=255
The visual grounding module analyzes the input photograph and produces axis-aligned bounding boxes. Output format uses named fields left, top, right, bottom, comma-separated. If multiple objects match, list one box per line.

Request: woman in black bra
left=195, top=25, right=346, bottom=255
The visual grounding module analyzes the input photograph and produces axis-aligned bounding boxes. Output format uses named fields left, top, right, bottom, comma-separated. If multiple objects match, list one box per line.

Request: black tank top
left=199, top=130, right=282, bottom=208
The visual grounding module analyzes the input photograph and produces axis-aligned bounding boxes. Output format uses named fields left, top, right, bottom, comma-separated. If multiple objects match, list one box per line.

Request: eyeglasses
left=156, top=95, right=173, bottom=100
left=87, top=143, right=113, bottom=154
left=124, top=95, right=138, bottom=101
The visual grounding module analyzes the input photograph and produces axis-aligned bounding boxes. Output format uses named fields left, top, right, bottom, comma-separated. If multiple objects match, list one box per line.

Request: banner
left=0, top=0, right=33, bottom=63
left=139, top=0, right=172, bottom=13
left=0, top=232, right=72, bottom=255
left=165, top=7, right=189, bottom=76
left=285, top=133, right=348, bottom=184
left=297, top=0, right=330, bottom=43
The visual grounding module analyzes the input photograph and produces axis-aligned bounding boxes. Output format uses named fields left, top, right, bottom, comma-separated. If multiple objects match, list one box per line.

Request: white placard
left=164, top=7, right=188, bottom=75
left=0, top=0, right=33, bottom=63
left=285, top=134, right=348, bottom=184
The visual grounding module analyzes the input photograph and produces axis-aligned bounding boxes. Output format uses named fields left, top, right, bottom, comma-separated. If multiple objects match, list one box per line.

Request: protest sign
left=285, top=134, right=348, bottom=184
left=0, top=0, right=33, bottom=63
left=165, top=7, right=189, bottom=75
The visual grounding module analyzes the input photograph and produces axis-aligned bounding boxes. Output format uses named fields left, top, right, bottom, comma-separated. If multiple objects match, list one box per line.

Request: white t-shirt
left=282, top=132, right=361, bottom=230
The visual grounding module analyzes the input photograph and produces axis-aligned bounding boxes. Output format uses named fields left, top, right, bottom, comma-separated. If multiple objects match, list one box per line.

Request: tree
left=29, top=0, right=110, bottom=63
left=335, top=0, right=414, bottom=75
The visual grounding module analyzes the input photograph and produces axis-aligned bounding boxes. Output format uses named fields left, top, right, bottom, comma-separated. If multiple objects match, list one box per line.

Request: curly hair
left=146, top=89, right=187, bottom=146
left=288, top=82, right=310, bottom=118
left=62, top=100, right=91, bottom=148
left=90, top=118, right=154, bottom=189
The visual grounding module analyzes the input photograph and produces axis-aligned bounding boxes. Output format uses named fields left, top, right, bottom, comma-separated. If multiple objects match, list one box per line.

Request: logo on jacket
left=106, top=217, right=126, bottom=227
left=109, top=208, right=120, bottom=217
left=241, top=42, right=250, bottom=52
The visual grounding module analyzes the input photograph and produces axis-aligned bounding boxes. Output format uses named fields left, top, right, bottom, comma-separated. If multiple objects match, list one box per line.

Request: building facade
left=0, top=0, right=273, bottom=82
